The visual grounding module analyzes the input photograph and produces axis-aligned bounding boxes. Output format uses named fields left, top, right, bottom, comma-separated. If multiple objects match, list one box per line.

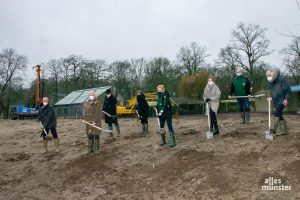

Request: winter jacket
left=103, top=95, right=118, bottom=124
left=38, top=104, right=57, bottom=129
left=84, top=100, right=102, bottom=135
left=203, top=83, right=221, bottom=113
left=230, top=75, right=251, bottom=96
left=156, top=90, right=172, bottom=114
left=269, top=76, right=291, bottom=106
left=136, top=93, right=149, bottom=119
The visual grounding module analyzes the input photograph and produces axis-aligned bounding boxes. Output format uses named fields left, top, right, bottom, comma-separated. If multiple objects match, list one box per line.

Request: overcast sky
left=0, top=0, right=299, bottom=86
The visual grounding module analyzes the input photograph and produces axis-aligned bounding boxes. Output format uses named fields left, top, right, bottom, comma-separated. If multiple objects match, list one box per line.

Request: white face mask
left=106, top=94, right=111, bottom=98
left=208, top=81, right=214, bottom=85
left=236, top=72, right=242, bottom=76
left=89, top=96, right=95, bottom=101
left=43, top=102, right=48, bottom=106
left=267, top=76, right=273, bottom=82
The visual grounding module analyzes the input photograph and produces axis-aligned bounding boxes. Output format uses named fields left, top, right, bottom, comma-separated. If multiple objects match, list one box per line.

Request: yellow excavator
left=117, top=93, right=158, bottom=115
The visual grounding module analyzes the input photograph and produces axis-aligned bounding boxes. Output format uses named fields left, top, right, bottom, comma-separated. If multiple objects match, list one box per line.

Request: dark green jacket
left=156, top=90, right=172, bottom=113
left=230, top=75, right=251, bottom=96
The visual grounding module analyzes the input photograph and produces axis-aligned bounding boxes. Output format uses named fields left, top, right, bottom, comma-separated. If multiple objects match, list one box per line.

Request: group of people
left=38, top=67, right=291, bottom=154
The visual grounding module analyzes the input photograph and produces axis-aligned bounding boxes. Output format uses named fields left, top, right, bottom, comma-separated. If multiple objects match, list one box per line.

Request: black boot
left=213, top=120, right=219, bottom=135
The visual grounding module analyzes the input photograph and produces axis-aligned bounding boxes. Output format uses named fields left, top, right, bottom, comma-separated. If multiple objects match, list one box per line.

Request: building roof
left=55, top=86, right=112, bottom=106
left=291, top=85, right=300, bottom=92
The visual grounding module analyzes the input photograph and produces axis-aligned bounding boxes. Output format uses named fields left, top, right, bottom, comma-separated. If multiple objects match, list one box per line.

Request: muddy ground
left=0, top=113, right=299, bottom=200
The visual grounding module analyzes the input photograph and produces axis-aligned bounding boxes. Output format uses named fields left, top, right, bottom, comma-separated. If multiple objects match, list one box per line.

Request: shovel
left=265, top=98, right=274, bottom=140
left=154, top=108, right=166, bottom=135
left=39, top=122, right=52, bottom=140
left=206, top=103, right=213, bottom=140
left=82, top=120, right=113, bottom=133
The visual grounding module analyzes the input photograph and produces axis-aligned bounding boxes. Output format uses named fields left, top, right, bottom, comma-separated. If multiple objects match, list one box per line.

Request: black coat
left=136, top=93, right=149, bottom=119
left=269, top=76, right=291, bottom=106
left=103, top=95, right=117, bottom=124
left=38, top=104, right=57, bottom=129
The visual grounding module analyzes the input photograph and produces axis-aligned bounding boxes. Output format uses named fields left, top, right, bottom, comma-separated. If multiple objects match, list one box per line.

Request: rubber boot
left=273, top=117, right=280, bottom=133
left=94, top=135, right=100, bottom=151
left=276, top=120, right=288, bottom=135
left=141, top=124, right=145, bottom=135
left=144, top=123, right=149, bottom=135
left=169, top=131, right=176, bottom=147
left=87, top=135, right=94, bottom=153
left=240, top=112, right=246, bottom=124
left=116, top=126, right=121, bottom=137
left=245, top=111, right=250, bottom=124
left=42, top=140, right=48, bottom=153
left=54, top=139, right=60, bottom=153
left=109, top=126, right=113, bottom=137
left=213, top=120, right=219, bottom=135
left=160, top=134, right=166, bottom=146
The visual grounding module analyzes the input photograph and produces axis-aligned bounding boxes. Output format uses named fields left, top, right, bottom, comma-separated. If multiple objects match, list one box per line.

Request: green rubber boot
left=87, top=135, right=94, bottom=153
left=116, top=126, right=121, bottom=137
left=169, top=131, right=176, bottom=147
left=240, top=112, right=246, bottom=124
left=94, top=135, right=100, bottom=151
left=245, top=111, right=250, bottom=124
left=276, top=120, right=288, bottom=135
left=160, top=134, right=166, bottom=146
left=273, top=117, right=280, bottom=133
left=144, top=123, right=149, bottom=135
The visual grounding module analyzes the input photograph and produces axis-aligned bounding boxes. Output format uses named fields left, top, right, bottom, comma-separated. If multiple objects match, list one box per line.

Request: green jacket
left=156, top=90, right=172, bottom=113
left=230, top=75, right=251, bottom=96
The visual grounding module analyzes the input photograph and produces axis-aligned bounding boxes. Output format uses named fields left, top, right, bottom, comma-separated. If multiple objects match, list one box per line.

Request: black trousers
left=210, top=108, right=219, bottom=131
left=42, top=127, right=58, bottom=140
left=274, top=103, right=285, bottom=120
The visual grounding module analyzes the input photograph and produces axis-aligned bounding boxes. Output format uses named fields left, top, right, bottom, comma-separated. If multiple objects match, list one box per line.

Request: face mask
left=43, top=102, right=48, bottom=106
left=106, top=94, right=111, bottom=98
left=267, top=76, right=273, bottom=82
left=236, top=73, right=242, bottom=76
left=89, top=96, right=95, bottom=101
left=208, top=81, right=214, bottom=85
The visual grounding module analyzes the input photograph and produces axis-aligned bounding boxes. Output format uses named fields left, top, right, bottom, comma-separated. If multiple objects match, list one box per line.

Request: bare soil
left=0, top=113, right=299, bottom=200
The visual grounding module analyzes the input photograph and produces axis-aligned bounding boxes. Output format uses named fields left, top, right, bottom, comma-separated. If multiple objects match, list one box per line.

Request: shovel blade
left=206, top=131, right=213, bottom=140
left=265, top=131, right=273, bottom=141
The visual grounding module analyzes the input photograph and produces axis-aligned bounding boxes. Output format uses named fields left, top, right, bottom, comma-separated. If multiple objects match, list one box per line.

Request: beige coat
left=84, top=100, right=102, bottom=135
left=203, top=83, right=221, bottom=113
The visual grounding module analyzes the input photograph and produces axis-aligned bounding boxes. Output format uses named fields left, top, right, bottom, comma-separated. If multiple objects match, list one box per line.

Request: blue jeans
left=159, top=110, right=174, bottom=132
left=237, top=98, right=250, bottom=112
left=108, top=121, right=120, bottom=129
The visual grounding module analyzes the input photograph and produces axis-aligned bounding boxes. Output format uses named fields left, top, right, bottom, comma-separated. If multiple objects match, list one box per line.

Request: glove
left=205, top=98, right=211, bottom=103
left=158, top=111, right=163, bottom=117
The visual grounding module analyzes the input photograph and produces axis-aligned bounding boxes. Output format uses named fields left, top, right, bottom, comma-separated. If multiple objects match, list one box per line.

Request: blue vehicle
left=10, top=105, right=39, bottom=120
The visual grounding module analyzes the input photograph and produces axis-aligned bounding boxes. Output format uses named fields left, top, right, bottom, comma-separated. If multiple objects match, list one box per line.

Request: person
left=156, top=85, right=176, bottom=147
left=38, top=97, right=59, bottom=153
left=266, top=69, right=291, bottom=135
left=103, top=89, right=120, bottom=137
left=229, top=67, right=252, bottom=124
left=203, top=75, right=221, bottom=135
left=84, top=91, right=102, bottom=153
left=136, top=90, right=150, bottom=136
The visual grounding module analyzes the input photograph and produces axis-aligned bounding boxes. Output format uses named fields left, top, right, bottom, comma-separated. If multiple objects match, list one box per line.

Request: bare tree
left=219, top=23, right=271, bottom=78
left=130, top=58, right=146, bottom=89
left=46, top=59, right=62, bottom=102
left=0, top=48, right=27, bottom=118
left=177, top=42, right=209, bottom=75
left=281, top=37, right=300, bottom=84
left=62, top=55, right=83, bottom=92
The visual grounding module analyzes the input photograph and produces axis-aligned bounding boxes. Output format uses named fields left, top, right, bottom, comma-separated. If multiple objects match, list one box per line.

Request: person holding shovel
left=38, top=97, right=59, bottom=153
left=156, top=85, right=176, bottom=147
left=84, top=91, right=102, bottom=153
left=136, top=90, right=149, bottom=136
left=203, top=75, right=221, bottom=135
left=266, top=69, right=291, bottom=135
left=229, top=67, right=252, bottom=124
left=103, top=89, right=121, bottom=137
